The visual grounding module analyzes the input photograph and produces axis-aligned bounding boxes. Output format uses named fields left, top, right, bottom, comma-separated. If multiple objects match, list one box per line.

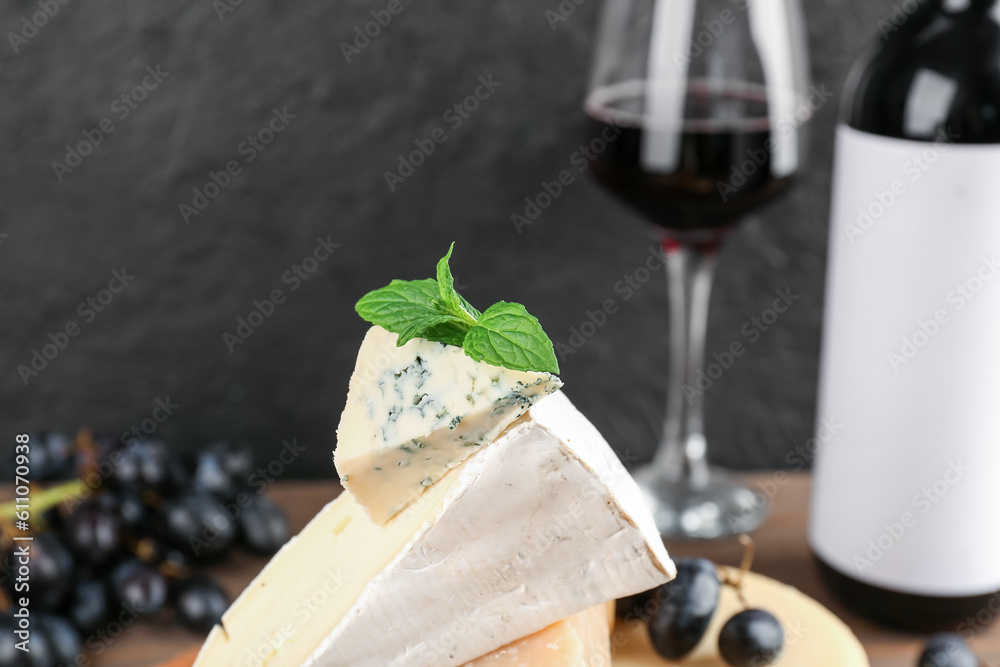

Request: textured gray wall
left=0, top=0, right=890, bottom=477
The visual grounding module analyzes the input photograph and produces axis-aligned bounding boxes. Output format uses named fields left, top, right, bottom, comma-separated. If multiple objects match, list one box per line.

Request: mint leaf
left=395, top=312, right=465, bottom=346
left=420, top=320, right=469, bottom=347
left=356, top=246, right=560, bottom=375
left=463, top=302, right=560, bottom=374
left=353, top=279, right=459, bottom=346
left=356, top=277, right=473, bottom=347
left=436, top=243, right=480, bottom=324
left=355, top=279, right=441, bottom=333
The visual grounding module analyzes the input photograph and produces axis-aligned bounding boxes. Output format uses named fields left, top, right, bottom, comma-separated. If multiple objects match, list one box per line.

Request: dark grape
left=165, top=457, right=192, bottom=494
left=40, top=505, right=65, bottom=532
left=239, top=493, right=290, bottom=555
left=108, top=439, right=169, bottom=491
left=63, top=502, right=121, bottom=566
left=32, top=431, right=77, bottom=481
left=918, top=633, right=979, bottom=667
left=161, top=544, right=191, bottom=570
left=718, top=609, right=784, bottom=667
left=98, top=491, right=147, bottom=532
left=214, top=441, right=254, bottom=480
left=648, top=558, right=721, bottom=659
left=37, top=615, right=82, bottom=667
left=191, top=441, right=254, bottom=500
left=0, top=614, right=30, bottom=666
left=110, top=559, right=168, bottom=617
left=174, top=575, right=230, bottom=633
left=25, top=627, right=54, bottom=667
left=63, top=578, right=110, bottom=635
left=162, top=492, right=236, bottom=562
left=2, top=533, right=75, bottom=610
left=616, top=588, right=662, bottom=622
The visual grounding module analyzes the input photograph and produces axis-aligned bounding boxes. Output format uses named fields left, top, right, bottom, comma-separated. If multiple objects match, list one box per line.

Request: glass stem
left=652, top=238, right=717, bottom=488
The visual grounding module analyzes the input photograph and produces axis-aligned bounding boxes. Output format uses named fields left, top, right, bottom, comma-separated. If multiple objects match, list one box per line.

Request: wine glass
left=584, top=0, right=811, bottom=539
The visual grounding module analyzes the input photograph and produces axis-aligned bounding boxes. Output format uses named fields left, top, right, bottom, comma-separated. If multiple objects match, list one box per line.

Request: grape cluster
left=617, top=539, right=785, bottom=667
left=0, top=432, right=292, bottom=667
left=620, top=554, right=987, bottom=667
left=623, top=557, right=784, bottom=666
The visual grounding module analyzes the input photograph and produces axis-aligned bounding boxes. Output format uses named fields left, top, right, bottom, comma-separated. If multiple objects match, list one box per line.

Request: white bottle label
left=810, top=125, right=1000, bottom=596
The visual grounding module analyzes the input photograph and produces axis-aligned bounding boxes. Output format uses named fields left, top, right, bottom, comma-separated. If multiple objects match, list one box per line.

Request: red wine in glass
left=584, top=0, right=811, bottom=540
left=586, top=79, right=799, bottom=248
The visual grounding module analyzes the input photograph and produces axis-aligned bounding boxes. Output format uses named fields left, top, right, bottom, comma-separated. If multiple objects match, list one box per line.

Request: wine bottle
left=811, top=0, right=1000, bottom=631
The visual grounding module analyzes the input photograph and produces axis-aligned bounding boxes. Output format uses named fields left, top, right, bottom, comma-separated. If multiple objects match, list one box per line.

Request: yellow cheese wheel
left=611, top=567, right=868, bottom=667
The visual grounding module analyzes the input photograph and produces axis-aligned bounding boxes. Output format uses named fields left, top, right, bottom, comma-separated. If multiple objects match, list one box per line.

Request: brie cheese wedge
left=196, top=392, right=673, bottom=667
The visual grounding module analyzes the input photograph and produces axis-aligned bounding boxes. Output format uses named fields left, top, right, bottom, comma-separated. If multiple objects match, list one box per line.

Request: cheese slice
left=196, top=392, right=673, bottom=667
left=335, top=325, right=563, bottom=523
left=463, top=604, right=611, bottom=667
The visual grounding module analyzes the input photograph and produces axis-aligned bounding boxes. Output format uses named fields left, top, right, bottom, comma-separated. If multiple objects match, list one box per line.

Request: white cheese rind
left=312, top=391, right=675, bottom=667
left=335, top=325, right=562, bottom=523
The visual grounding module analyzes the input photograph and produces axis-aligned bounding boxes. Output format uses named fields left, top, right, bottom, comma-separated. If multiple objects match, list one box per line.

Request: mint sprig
left=355, top=243, right=560, bottom=374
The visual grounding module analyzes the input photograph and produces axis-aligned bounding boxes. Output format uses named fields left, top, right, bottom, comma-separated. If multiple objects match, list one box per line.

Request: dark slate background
left=0, top=0, right=888, bottom=477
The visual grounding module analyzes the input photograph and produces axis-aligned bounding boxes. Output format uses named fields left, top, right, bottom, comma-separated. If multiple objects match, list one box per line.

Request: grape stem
left=0, top=479, right=89, bottom=524
left=718, top=533, right=756, bottom=609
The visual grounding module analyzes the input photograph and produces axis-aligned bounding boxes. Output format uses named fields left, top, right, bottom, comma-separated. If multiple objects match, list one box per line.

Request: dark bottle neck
left=842, top=0, right=1000, bottom=142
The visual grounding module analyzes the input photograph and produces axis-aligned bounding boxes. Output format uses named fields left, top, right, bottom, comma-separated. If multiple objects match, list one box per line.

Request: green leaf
left=355, top=246, right=560, bottom=374
left=457, top=294, right=482, bottom=321
left=356, top=278, right=472, bottom=347
left=436, top=243, right=480, bottom=324
left=462, top=302, right=560, bottom=374
left=395, top=312, right=466, bottom=346
left=420, top=320, right=469, bottom=347
left=355, top=279, right=443, bottom=335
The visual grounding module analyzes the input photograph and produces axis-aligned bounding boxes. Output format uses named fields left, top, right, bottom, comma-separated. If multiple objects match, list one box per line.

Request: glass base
left=632, top=464, right=769, bottom=540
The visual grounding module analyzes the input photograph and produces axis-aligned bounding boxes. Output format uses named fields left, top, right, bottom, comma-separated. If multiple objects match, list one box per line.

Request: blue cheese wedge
left=335, top=325, right=563, bottom=523
left=195, top=392, right=674, bottom=667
